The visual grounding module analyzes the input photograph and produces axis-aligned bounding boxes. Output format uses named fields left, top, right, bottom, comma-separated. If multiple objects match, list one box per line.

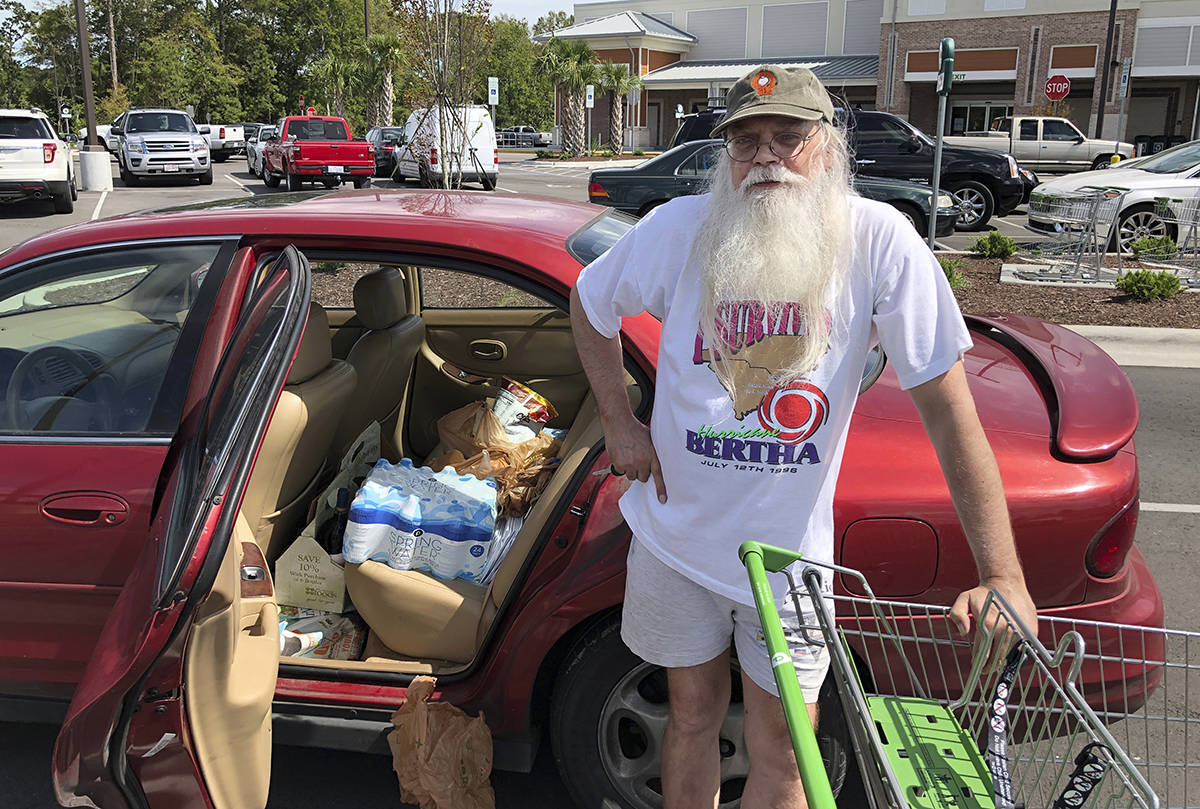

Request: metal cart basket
left=739, top=540, right=1162, bottom=809
left=1152, top=193, right=1200, bottom=286
left=1021, top=187, right=1128, bottom=280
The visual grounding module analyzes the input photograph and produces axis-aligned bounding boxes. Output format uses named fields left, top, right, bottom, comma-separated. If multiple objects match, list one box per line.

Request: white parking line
left=90, top=190, right=108, bottom=221
left=497, top=186, right=519, bottom=193
left=228, top=175, right=252, bottom=194
left=1141, top=502, right=1200, bottom=514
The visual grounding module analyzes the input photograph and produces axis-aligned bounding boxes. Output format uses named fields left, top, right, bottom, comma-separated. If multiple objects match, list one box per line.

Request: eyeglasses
left=723, top=130, right=815, bottom=162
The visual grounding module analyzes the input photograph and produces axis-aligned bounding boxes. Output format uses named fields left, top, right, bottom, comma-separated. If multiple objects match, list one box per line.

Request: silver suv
left=115, top=109, right=212, bottom=186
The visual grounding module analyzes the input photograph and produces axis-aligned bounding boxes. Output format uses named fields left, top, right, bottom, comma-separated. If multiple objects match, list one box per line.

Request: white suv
left=115, top=108, right=212, bottom=185
left=0, top=108, right=76, bottom=214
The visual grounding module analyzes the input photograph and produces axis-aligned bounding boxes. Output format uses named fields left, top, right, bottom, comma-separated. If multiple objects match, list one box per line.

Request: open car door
left=52, top=245, right=310, bottom=809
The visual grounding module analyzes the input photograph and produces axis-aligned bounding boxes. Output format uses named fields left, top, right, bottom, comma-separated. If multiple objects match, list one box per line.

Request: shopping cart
left=1021, top=187, right=1127, bottom=281
left=1152, top=194, right=1200, bottom=286
left=739, top=540, right=1162, bottom=809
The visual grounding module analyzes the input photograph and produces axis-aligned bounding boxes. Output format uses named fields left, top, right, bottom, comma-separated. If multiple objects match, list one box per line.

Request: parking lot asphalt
left=2, top=153, right=1197, bottom=809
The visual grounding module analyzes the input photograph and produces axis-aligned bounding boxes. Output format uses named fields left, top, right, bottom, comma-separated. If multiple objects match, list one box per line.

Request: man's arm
left=569, top=287, right=667, bottom=502
left=907, top=361, right=1037, bottom=638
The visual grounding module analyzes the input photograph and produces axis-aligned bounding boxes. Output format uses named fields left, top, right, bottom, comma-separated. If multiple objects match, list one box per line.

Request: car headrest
left=353, top=267, right=409, bottom=330
left=287, top=303, right=333, bottom=385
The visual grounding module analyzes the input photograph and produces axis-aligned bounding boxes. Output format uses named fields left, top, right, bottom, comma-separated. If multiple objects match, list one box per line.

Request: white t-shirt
left=575, top=193, right=973, bottom=605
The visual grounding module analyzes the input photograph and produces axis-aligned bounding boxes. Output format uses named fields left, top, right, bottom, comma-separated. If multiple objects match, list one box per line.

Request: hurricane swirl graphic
left=756, top=382, right=829, bottom=444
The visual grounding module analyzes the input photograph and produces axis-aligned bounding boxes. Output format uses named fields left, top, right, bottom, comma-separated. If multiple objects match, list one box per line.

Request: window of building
left=685, top=7, right=748, bottom=60
left=1134, top=25, right=1191, bottom=69
left=762, top=3, right=827, bottom=59
left=843, top=0, right=882, bottom=56
left=984, top=0, right=1025, bottom=10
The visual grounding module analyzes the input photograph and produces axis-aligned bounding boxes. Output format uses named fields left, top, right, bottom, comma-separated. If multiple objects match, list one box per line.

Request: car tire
left=888, top=201, right=927, bottom=237
left=1114, top=203, right=1175, bottom=253
left=480, top=175, right=495, bottom=191
left=353, top=176, right=370, bottom=189
left=122, top=162, right=140, bottom=187
left=550, top=618, right=849, bottom=809
left=1092, top=154, right=1115, bottom=171
left=263, top=165, right=280, bottom=188
left=69, top=171, right=78, bottom=201
left=213, top=153, right=228, bottom=163
left=199, top=169, right=213, bottom=185
left=948, top=180, right=994, bottom=231
left=287, top=172, right=303, bottom=192
left=52, top=183, right=74, bottom=214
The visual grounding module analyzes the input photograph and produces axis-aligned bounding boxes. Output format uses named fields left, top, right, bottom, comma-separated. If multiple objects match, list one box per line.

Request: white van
left=396, top=105, right=498, bottom=190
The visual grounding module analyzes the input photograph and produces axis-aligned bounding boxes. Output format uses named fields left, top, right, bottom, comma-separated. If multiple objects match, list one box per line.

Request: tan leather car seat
left=242, top=303, right=357, bottom=561
left=333, top=268, right=424, bottom=461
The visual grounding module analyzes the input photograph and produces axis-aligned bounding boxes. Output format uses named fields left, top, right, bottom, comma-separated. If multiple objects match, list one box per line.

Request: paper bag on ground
left=387, top=676, right=495, bottom=809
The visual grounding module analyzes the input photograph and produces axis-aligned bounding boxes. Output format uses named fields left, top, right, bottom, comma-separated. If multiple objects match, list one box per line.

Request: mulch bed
left=950, top=258, right=1200, bottom=329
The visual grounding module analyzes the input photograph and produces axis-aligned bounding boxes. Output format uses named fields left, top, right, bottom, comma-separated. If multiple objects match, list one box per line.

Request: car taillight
left=220, top=127, right=226, bottom=139
left=493, top=149, right=498, bottom=165
left=588, top=181, right=609, bottom=198
left=1086, top=499, right=1139, bottom=578
left=430, top=147, right=438, bottom=166
left=43, top=143, right=57, bottom=163
left=384, top=144, right=394, bottom=151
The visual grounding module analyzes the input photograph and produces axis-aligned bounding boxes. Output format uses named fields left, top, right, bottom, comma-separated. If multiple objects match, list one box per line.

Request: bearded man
left=569, top=65, right=1037, bottom=809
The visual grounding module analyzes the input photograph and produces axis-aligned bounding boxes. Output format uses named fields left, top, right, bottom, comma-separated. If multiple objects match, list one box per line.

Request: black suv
left=670, top=107, right=1025, bottom=230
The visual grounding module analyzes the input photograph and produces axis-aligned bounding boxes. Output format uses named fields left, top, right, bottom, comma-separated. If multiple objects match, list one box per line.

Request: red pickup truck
left=261, top=115, right=374, bottom=191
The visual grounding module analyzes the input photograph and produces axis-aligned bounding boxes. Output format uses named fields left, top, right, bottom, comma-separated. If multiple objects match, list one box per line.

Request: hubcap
left=952, top=188, right=986, bottom=227
left=1119, top=211, right=1167, bottom=252
left=598, top=663, right=749, bottom=809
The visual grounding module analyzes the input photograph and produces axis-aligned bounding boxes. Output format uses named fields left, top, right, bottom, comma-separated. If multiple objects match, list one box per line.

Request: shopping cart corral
left=1020, top=187, right=1129, bottom=282
left=740, top=541, right=1198, bottom=809
left=1151, top=193, right=1200, bottom=287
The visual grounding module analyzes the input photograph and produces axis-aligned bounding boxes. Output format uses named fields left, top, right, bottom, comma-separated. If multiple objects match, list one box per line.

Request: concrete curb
left=1062, top=325, right=1200, bottom=368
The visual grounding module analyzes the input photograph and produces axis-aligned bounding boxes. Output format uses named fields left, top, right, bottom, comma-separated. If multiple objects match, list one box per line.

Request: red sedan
left=0, top=190, right=1159, bottom=809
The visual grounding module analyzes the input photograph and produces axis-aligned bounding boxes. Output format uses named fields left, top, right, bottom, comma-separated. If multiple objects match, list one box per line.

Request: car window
left=1043, top=120, right=1080, bottom=141
left=677, top=145, right=722, bottom=176
left=419, top=267, right=551, bottom=309
left=1135, top=141, right=1200, bottom=174
left=0, top=115, right=52, bottom=139
left=303, top=259, right=408, bottom=309
left=0, top=243, right=224, bottom=435
left=566, top=209, right=637, bottom=265
left=854, top=115, right=912, bottom=147
left=125, top=112, right=197, bottom=134
left=991, top=118, right=1012, bottom=133
left=290, top=119, right=349, bottom=140
left=1019, top=120, right=1039, bottom=141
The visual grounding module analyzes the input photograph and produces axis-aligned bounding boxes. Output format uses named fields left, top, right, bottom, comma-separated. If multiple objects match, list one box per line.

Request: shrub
left=1116, top=269, right=1182, bottom=300
left=937, top=256, right=968, bottom=290
left=1129, top=235, right=1179, bottom=260
left=597, top=149, right=614, bottom=158
left=632, top=149, right=645, bottom=156
left=534, top=150, right=560, bottom=159
left=970, top=232, right=1018, bottom=259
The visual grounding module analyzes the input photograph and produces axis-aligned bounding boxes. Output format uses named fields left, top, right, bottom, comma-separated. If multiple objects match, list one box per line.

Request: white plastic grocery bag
left=342, top=458, right=498, bottom=582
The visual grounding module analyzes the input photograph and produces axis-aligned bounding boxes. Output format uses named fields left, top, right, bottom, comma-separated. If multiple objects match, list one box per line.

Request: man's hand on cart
left=950, top=577, right=1038, bottom=671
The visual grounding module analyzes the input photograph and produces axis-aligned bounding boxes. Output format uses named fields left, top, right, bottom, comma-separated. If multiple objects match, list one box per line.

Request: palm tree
left=598, top=61, right=642, bottom=154
left=368, top=34, right=407, bottom=126
left=310, top=52, right=358, bottom=120
left=541, top=38, right=597, bottom=156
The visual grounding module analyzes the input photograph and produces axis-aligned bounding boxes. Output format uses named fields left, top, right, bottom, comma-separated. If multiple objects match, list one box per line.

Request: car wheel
left=263, top=165, right=280, bottom=188
left=550, top=618, right=848, bottom=809
left=353, top=176, right=370, bottom=189
left=52, top=183, right=74, bottom=214
left=480, top=175, right=496, bottom=191
left=69, top=171, right=78, bottom=201
left=1116, top=204, right=1173, bottom=253
left=888, top=201, right=927, bottom=237
left=1092, top=154, right=1115, bottom=171
left=637, top=200, right=667, bottom=218
left=199, top=169, right=213, bottom=185
left=213, top=153, right=227, bottom=163
left=287, top=172, right=303, bottom=191
left=948, top=180, right=994, bottom=231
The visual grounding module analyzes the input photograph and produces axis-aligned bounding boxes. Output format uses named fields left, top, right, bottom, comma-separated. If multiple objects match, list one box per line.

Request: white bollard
left=78, top=147, right=113, bottom=192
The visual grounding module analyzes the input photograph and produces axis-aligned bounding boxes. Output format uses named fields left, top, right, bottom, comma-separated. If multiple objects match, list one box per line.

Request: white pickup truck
left=943, top=116, right=1133, bottom=173
left=206, top=123, right=245, bottom=162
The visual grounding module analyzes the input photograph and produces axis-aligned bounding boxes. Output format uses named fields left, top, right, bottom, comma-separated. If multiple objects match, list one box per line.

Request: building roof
left=533, top=11, right=696, bottom=43
left=643, top=54, right=879, bottom=85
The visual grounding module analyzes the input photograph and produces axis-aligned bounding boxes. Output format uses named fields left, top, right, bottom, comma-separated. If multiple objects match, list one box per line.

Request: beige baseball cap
left=711, top=65, right=835, bottom=136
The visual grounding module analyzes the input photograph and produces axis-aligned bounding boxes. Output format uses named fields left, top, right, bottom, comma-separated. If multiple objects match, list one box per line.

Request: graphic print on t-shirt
left=687, top=300, right=829, bottom=467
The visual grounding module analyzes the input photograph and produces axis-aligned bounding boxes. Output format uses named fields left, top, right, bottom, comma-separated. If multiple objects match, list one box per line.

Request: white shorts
left=620, top=539, right=831, bottom=702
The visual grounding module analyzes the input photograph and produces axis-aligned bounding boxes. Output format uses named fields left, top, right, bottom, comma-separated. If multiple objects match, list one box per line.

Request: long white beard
left=694, top=143, right=854, bottom=397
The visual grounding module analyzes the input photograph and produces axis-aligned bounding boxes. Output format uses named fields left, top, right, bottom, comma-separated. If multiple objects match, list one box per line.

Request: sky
left=493, top=0, right=577, bottom=26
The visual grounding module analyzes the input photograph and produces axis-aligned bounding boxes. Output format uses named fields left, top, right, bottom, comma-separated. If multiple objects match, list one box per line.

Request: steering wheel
left=5, top=346, right=117, bottom=432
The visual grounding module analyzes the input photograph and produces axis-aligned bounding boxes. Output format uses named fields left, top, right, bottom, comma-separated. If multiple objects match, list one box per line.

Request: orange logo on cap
left=753, top=70, right=777, bottom=96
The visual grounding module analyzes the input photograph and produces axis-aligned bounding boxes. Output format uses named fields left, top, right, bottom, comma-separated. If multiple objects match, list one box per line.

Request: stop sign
left=1045, top=74, right=1071, bottom=101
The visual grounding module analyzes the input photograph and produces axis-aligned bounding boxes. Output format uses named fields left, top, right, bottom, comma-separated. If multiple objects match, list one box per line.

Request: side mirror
left=199, top=125, right=210, bottom=135
left=111, top=126, right=123, bottom=135
left=903, top=135, right=921, bottom=153
left=1076, top=135, right=1085, bottom=144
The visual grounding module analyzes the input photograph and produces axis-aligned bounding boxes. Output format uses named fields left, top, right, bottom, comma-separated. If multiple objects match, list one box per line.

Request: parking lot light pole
left=930, top=37, right=954, bottom=251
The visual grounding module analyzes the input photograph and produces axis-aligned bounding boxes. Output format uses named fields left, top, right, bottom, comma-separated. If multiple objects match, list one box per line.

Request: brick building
left=541, top=0, right=1200, bottom=149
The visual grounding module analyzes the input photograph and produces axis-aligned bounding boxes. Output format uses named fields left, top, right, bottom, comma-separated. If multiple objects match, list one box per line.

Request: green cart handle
left=738, top=541, right=837, bottom=809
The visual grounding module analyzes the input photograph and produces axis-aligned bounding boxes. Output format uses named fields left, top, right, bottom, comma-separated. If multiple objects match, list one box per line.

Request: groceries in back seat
left=343, top=458, right=498, bottom=582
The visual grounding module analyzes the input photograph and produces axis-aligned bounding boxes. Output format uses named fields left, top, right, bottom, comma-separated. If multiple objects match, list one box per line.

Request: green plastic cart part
left=739, top=541, right=837, bottom=809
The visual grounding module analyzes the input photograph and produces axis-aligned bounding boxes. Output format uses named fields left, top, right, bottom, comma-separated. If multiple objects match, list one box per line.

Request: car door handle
left=469, top=340, right=507, bottom=361
left=40, top=492, right=129, bottom=526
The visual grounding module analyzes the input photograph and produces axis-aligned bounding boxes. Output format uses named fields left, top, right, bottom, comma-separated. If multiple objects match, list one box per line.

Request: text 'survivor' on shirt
left=575, top=193, right=972, bottom=604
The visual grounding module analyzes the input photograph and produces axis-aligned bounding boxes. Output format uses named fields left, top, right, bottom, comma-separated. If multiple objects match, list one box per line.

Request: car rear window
left=0, top=115, right=52, bottom=139
left=566, top=210, right=637, bottom=265
left=291, top=120, right=349, bottom=140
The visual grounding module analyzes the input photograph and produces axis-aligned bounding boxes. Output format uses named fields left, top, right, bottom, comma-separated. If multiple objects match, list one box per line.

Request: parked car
left=944, top=116, right=1134, bottom=173
left=587, top=139, right=959, bottom=237
left=0, top=191, right=1160, bottom=809
left=2, top=107, right=77, bottom=213
left=499, top=125, right=552, bottom=147
left=396, top=105, right=498, bottom=190
left=205, top=123, right=245, bottom=162
left=245, top=125, right=275, bottom=178
left=114, top=108, right=213, bottom=186
left=671, top=107, right=1028, bottom=231
left=1027, top=138, right=1200, bottom=252
left=365, top=126, right=406, bottom=177
left=261, top=115, right=373, bottom=191
left=76, top=123, right=114, bottom=152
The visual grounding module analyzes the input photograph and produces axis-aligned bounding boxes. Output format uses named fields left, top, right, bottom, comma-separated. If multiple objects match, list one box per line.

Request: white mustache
left=740, top=164, right=804, bottom=191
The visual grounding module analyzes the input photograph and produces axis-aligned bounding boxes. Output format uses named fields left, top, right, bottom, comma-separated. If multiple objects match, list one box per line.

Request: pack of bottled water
left=342, top=458, right=498, bottom=582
